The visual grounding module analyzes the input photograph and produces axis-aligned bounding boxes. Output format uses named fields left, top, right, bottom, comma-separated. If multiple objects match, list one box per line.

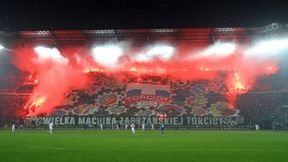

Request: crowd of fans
left=0, top=95, right=29, bottom=127
left=238, top=92, right=288, bottom=129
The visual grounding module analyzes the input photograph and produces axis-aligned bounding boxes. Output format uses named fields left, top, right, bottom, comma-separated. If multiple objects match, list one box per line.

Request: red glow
left=14, top=47, right=90, bottom=116
left=227, top=72, right=252, bottom=97
left=233, top=73, right=246, bottom=92
left=84, top=68, right=106, bottom=73
left=24, top=96, right=46, bottom=112
left=30, top=97, right=46, bottom=108
left=11, top=42, right=281, bottom=116
left=128, top=67, right=137, bottom=72
left=263, top=64, right=278, bottom=74
left=267, top=66, right=273, bottom=70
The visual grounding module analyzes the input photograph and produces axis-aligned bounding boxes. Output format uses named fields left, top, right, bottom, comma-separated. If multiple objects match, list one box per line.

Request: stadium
left=1, top=23, right=288, bottom=161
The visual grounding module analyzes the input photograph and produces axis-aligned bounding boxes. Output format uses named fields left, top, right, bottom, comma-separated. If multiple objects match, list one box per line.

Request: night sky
left=0, top=0, right=288, bottom=31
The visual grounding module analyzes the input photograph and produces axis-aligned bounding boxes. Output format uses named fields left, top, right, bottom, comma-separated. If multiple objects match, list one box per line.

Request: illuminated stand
left=1, top=23, right=288, bottom=129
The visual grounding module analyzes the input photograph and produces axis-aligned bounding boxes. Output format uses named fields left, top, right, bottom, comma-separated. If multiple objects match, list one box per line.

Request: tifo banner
left=24, top=116, right=244, bottom=127
left=42, top=73, right=242, bottom=129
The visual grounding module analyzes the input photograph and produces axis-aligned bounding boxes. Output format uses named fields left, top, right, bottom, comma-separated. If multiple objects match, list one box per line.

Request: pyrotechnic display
left=2, top=1, right=288, bottom=161
left=0, top=25, right=287, bottom=130
left=9, top=29, right=284, bottom=118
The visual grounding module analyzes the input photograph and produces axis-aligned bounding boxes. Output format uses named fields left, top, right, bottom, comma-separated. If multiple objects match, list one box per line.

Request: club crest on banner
left=124, top=83, right=172, bottom=107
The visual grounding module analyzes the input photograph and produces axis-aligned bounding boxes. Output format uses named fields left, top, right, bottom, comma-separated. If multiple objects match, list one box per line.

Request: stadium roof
left=0, top=23, right=287, bottom=48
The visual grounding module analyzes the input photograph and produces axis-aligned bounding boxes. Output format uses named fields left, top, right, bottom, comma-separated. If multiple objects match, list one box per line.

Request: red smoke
left=13, top=46, right=90, bottom=116
left=12, top=41, right=279, bottom=116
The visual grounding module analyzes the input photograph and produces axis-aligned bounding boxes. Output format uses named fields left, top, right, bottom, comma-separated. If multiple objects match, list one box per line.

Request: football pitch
left=0, top=130, right=288, bottom=162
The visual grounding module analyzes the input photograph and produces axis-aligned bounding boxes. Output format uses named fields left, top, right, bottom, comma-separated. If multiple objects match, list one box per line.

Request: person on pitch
left=49, top=122, right=54, bottom=134
left=130, top=123, right=136, bottom=134
left=12, top=123, right=15, bottom=132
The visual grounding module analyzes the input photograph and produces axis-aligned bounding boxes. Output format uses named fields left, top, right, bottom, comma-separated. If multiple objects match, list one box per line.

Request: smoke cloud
left=12, top=37, right=285, bottom=116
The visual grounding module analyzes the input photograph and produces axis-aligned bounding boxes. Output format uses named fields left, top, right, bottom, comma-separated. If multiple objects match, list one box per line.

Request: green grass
left=0, top=130, right=288, bottom=162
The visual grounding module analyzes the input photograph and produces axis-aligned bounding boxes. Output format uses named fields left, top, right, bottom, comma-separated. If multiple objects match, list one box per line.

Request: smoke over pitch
left=12, top=37, right=286, bottom=116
